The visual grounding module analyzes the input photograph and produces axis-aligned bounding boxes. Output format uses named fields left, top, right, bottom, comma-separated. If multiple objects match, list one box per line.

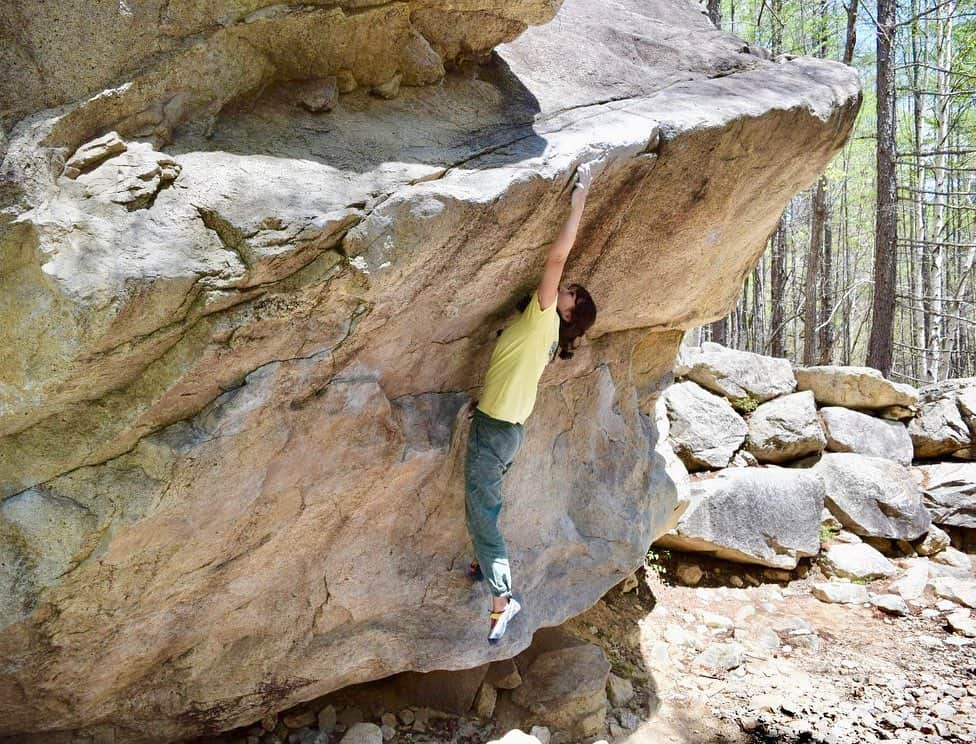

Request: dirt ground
left=564, top=558, right=976, bottom=744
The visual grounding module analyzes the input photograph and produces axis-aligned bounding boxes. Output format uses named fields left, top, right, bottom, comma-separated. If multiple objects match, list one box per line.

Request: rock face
left=663, top=381, right=748, bottom=470
left=746, top=390, right=826, bottom=464
left=913, top=463, right=976, bottom=528
left=0, top=0, right=860, bottom=739
left=815, top=454, right=931, bottom=540
left=909, top=379, right=976, bottom=459
left=655, top=468, right=825, bottom=569
left=794, top=366, right=919, bottom=411
left=820, top=406, right=914, bottom=466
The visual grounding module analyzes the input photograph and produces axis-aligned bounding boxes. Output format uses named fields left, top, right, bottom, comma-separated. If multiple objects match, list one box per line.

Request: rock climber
left=465, top=159, right=600, bottom=644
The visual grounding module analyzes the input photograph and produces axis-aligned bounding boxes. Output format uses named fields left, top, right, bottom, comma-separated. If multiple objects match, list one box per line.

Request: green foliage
left=731, top=396, right=759, bottom=413
left=819, top=524, right=839, bottom=544
left=707, top=0, right=976, bottom=379
left=645, top=547, right=670, bottom=578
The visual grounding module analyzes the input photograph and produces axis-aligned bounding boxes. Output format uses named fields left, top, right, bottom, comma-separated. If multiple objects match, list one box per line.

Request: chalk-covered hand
left=571, top=159, right=603, bottom=210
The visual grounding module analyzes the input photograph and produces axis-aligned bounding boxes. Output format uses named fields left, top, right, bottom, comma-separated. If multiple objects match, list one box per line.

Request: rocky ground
left=578, top=556, right=976, bottom=744
left=212, top=542, right=976, bottom=744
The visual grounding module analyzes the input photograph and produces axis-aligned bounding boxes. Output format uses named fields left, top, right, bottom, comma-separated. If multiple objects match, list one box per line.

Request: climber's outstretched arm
left=538, top=161, right=596, bottom=310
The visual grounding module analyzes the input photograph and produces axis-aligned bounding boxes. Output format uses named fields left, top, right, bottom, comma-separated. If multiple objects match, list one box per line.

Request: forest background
left=700, top=0, right=976, bottom=384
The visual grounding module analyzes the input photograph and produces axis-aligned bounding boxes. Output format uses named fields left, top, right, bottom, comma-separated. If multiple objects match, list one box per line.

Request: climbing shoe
left=488, top=597, right=521, bottom=644
left=465, top=561, right=484, bottom=581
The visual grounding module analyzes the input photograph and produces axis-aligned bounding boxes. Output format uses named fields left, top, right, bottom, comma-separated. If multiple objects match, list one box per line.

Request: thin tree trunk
left=932, top=0, right=955, bottom=380
left=909, top=0, right=928, bottom=381
left=753, top=256, right=766, bottom=355
left=805, top=178, right=826, bottom=364
left=867, top=0, right=898, bottom=375
left=843, top=0, right=859, bottom=65
left=819, top=216, right=835, bottom=363
left=770, top=220, right=788, bottom=357
left=842, top=162, right=852, bottom=365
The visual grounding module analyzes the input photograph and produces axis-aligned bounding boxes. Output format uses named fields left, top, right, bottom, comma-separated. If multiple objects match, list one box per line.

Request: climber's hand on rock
left=571, top=157, right=605, bottom=210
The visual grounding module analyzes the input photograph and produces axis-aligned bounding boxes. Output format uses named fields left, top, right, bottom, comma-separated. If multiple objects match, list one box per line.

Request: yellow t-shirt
left=477, top=291, right=560, bottom=425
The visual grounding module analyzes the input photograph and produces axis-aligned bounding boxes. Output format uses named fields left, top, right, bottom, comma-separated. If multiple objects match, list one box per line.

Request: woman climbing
left=465, top=159, right=600, bottom=644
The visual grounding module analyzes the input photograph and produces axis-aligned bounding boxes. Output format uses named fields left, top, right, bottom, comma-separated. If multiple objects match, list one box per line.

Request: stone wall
left=658, top=341, right=976, bottom=574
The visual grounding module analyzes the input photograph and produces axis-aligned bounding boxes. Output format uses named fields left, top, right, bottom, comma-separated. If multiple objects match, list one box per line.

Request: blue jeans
left=464, top=408, right=525, bottom=597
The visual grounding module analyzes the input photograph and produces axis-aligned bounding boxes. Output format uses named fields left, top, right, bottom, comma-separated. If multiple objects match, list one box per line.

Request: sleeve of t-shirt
left=522, top=290, right=557, bottom=326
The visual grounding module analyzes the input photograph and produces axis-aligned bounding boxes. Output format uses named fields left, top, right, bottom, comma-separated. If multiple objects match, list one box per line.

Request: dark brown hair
left=558, top=284, right=596, bottom=359
left=510, top=286, right=597, bottom=359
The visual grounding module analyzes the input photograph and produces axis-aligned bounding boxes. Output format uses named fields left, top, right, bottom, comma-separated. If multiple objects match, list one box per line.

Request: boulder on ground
left=913, top=463, right=976, bottom=528
left=914, top=524, right=951, bottom=556
left=655, top=467, right=824, bottom=569
left=511, top=628, right=610, bottom=740
left=870, top=594, right=909, bottom=615
left=933, top=546, right=973, bottom=571
left=794, top=366, right=918, bottom=410
left=820, top=542, right=898, bottom=581
left=929, top=577, right=976, bottom=609
left=909, top=379, right=975, bottom=459
left=677, top=342, right=796, bottom=403
left=815, top=453, right=931, bottom=540
left=663, top=381, right=747, bottom=471
left=811, top=581, right=869, bottom=604
left=341, top=723, right=383, bottom=744
left=887, top=561, right=929, bottom=600
left=746, top=391, right=826, bottom=464
left=820, top=407, right=913, bottom=466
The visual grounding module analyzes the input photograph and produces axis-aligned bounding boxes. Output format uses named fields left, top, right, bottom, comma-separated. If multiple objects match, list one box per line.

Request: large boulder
left=655, top=467, right=825, bottom=569
left=815, top=453, right=931, bottom=540
left=820, top=406, right=914, bottom=466
left=746, top=390, right=826, bottom=464
left=663, top=381, right=748, bottom=471
left=0, top=0, right=860, bottom=739
left=676, top=342, right=796, bottom=403
left=913, top=463, right=976, bottom=528
left=794, top=366, right=918, bottom=411
left=909, top=379, right=976, bottom=459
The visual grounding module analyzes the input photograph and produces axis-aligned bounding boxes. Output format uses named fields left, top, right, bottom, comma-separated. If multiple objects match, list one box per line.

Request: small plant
left=645, top=547, right=671, bottom=578
left=819, top=524, right=839, bottom=544
left=731, top=395, right=759, bottom=414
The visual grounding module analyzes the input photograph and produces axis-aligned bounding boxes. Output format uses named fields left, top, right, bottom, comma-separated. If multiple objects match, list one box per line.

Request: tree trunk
left=910, top=0, right=931, bottom=380
left=707, top=0, right=721, bottom=27
left=710, top=316, right=728, bottom=346
left=753, top=258, right=766, bottom=355
left=843, top=0, right=859, bottom=65
left=931, top=0, right=954, bottom=380
left=769, top=220, right=788, bottom=357
left=819, top=216, right=834, bottom=363
left=867, top=0, right=898, bottom=375
left=804, top=178, right=826, bottom=364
